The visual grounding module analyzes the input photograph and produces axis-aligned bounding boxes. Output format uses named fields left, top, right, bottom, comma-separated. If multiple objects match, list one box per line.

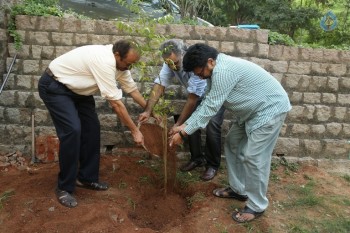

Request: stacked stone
left=0, top=151, right=28, bottom=170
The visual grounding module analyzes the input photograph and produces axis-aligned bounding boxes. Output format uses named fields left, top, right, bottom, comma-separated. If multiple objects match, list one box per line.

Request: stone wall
left=0, top=15, right=350, bottom=160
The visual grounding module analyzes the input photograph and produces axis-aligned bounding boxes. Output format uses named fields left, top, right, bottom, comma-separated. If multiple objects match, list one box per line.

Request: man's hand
left=169, top=132, right=183, bottom=147
left=131, top=129, right=144, bottom=146
left=168, top=124, right=180, bottom=137
left=138, top=111, right=151, bottom=124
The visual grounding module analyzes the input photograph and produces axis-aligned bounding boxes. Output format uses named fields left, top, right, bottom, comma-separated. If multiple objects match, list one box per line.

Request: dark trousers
left=38, top=73, right=100, bottom=193
left=174, top=101, right=225, bottom=169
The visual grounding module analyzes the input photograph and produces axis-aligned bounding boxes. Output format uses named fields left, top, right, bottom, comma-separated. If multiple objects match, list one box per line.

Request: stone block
left=28, top=31, right=50, bottom=46
left=289, top=92, right=303, bottom=103
left=235, top=42, right=256, bottom=56
left=303, top=92, right=321, bottom=104
left=75, top=33, right=89, bottom=45
left=310, top=125, right=326, bottom=136
left=268, top=45, right=283, bottom=60
left=52, top=32, right=74, bottom=46
left=303, top=139, right=322, bottom=155
left=334, top=107, right=347, bottom=121
left=326, top=123, right=342, bottom=136
left=288, top=61, right=311, bottom=75
left=315, top=105, right=331, bottom=122
left=340, top=50, right=350, bottom=63
left=0, top=90, right=16, bottom=106
left=291, top=124, right=310, bottom=136
left=80, top=19, right=96, bottom=33
left=220, top=41, right=235, bottom=53
left=342, top=124, right=350, bottom=137
left=337, top=94, right=350, bottom=106
left=322, top=93, right=336, bottom=104
left=23, top=60, right=40, bottom=75
left=323, top=139, right=349, bottom=159
left=310, top=62, right=327, bottom=76
left=328, top=64, right=347, bottom=77
left=309, top=48, right=324, bottom=62
left=16, top=75, right=32, bottom=90
left=257, top=43, right=269, bottom=58
left=62, top=18, right=80, bottom=33
left=323, top=49, right=340, bottom=63
left=282, top=46, right=298, bottom=61
left=168, top=24, right=192, bottom=39
left=309, top=76, right=327, bottom=92
left=274, top=137, right=300, bottom=157
left=90, top=34, right=111, bottom=45
left=38, top=16, right=61, bottom=32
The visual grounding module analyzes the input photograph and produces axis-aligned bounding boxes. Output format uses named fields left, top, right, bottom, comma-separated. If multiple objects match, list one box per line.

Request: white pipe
left=31, top=112, right=35, bottom=163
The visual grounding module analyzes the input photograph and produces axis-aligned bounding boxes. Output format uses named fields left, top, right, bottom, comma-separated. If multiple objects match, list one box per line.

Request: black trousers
left=38, top=72, right=100, bottom=193
left=174, top=100, right=225, bottom=169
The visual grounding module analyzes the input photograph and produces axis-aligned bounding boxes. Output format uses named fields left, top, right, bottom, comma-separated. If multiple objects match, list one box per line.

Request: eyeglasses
left=164, top=58, right=180, bottom=71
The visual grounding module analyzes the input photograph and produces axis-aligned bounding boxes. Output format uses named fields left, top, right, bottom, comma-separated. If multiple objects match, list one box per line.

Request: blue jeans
left=175, top=100, right=225, bottom=169
left=38, top=72, right=101, bottom=193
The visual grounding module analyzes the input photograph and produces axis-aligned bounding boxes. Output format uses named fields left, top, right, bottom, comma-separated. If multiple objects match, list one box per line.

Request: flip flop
left=232, top=206, right=264, bottom=223
left=212, top=187, right=248, bottom=201
left=55, top=188, right=77, bottom=208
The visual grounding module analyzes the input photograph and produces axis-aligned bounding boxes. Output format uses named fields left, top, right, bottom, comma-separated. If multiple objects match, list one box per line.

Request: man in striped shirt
left=169, top=43, right=291, bottom=223
left=139, top=39, right=225, bottom=181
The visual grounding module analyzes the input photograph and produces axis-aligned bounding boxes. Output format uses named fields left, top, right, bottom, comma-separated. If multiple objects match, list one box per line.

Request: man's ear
left=208, top=58, right=216, bottom=69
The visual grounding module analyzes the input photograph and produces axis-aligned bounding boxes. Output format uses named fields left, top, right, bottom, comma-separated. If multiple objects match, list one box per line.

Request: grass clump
left=0, top=189, right=15, bottom=209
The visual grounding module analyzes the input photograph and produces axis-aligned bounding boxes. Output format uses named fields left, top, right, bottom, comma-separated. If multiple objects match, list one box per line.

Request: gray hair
left=159, top=39, right=187, bottom=58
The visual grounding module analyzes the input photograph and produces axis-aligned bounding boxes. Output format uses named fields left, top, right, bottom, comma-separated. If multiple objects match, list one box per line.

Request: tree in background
left=198, top=0, right=349, bottom=48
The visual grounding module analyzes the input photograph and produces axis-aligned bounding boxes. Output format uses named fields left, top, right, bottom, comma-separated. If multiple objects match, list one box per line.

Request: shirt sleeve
left=154, top=63, right=174, bottom=87
left=186, top=73, right=206, bottom=97
left=116, top=70, right=138, bottom=94
left=87, top=53, right=124, bottom=101
left=184, top=68, right=238, bottom=134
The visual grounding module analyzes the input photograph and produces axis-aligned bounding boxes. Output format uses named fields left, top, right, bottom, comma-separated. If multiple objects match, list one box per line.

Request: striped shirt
left=155, top=63, right=206, bottom=97
left=185, top=53, right=291, bottom=134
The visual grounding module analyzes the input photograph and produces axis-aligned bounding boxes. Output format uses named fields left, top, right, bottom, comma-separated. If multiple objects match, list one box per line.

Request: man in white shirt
left=38, top=40, right=146, bottom=208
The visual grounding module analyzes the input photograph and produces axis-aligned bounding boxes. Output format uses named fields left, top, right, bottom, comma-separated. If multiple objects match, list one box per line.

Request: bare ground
left=0, top=151, right=350, bottom=233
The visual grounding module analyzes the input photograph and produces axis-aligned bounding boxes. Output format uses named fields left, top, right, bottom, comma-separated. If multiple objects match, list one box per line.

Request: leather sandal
left=55, top=188, right=77, bottom=208
left=76, top=179, right=109, bottom=191
left=212, top=187, right=248, bottom=201
left=232, top=206, right=265, bottom=223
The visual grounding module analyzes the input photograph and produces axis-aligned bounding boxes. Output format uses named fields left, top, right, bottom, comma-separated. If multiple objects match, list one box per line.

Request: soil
left=0, top=152, right=349, bottom=233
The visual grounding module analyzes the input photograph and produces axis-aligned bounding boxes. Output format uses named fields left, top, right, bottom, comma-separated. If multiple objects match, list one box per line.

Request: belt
left=45, top=68, right=58, bottom=80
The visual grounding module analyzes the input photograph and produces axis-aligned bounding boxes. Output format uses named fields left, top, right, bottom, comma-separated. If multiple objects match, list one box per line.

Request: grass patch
left=0, top=189, right=15, bottom=209
left=186, top=191, right=205, bottom=208
left=176, top=170, right=201, bottom=188
left=287, top=216, right=350, bottom=233
left=342, top=174, right=350, bottom=183
left=284, top=181, right=323, bottom=207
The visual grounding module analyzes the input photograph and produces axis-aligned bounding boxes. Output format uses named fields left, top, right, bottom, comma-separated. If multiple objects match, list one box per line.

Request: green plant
left=115, top=1, right=178, bottom=195
left=0, top=189, right=15, bottom=209
left=127, top=197, right=136, bottom=210
left=7, top=0, right=64, bottom=50
left=268, top=31, right=296, bottom=46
